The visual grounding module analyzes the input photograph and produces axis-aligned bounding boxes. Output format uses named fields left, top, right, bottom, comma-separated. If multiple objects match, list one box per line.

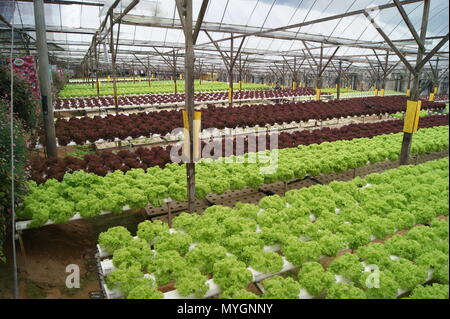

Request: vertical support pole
left=34, top=0, right=57, bottom=157
left=400, top=0, right=430, bottom=165
left=239, top=55, right=242, bottom=92
left=173, top=51, right=178, bottom=94
left=94, top=40, right=100, bottom=97
left=147, top=56, right=151, bottom=87
left=109, top=14, right=119, bottom=115
left=337, top=60, right=342, bottom=100
left=383, top=51, right=389, bottom=90
left=229, top=33, right=234, bottom=107
left=406, top=69, right=412, bottom=96
left=182, top=0, right=196, bottom=213
left=316, top=43, right=323, bottom=89
left=199, top=59, right=202, bottom=86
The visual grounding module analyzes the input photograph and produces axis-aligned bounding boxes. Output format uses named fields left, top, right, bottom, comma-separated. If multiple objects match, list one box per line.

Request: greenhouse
left=0, top=0, right=449, bottom=302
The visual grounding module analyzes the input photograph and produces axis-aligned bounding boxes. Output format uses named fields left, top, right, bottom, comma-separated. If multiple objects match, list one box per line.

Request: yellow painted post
left=403, top=100, right=421, bottom=133
left=380, top=88, right=385, bottom=97
left=433, top=87, right=438, bottom=94
left=182, top=110, right=189, bottom=158
left=98, top=81, right=102, bottom=88
left=193, top=112, right=201, bottom=160
left=375, top=89, right=379, bottom=96
left=315, top=89, right=321, bottom=101
left=107, top=75, right=111, bottom=82
left=429, top=93, right=435, bottom=101
left=228, top=87, right=232, bottom=104
left=406, top=88, right=410, bottom=97
left=182, top=111, right=201, bottom=160
left=180, top=74, right=183, bottom=80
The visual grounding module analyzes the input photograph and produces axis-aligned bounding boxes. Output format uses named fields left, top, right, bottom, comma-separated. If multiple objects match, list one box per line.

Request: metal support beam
left=364, top=10, right=415, bottom=75
left=34, top=0, right=57, bottom=157
left=193, top=0, right=209, bottom=45
left=415, top=34, right=449, bottom=71
left=400, top=0, right=431, bottom=165
left=337, top=60, right=342, bottom=100
left=178, top=0, right=196, bottom=213
left=319, top=46, right=340, bottom=76
left=393, top=0, right=425, bottom=51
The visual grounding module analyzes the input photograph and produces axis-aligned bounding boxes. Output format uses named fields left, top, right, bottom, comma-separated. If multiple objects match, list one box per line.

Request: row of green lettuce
left=98, top=157, right=449, bottom=299
left=59, top=80, right=270, bottom=98
left=19, top=125, right=449, bottom=227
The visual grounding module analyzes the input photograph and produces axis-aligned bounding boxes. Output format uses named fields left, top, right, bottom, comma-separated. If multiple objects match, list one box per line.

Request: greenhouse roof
left=0, top=0, right=448, bottom=74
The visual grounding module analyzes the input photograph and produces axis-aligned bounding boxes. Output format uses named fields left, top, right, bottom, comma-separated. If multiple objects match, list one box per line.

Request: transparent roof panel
left=0, top=0, right=447, bottom=69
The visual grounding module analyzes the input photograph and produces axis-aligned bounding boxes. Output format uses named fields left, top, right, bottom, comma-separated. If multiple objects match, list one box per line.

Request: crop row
left=29, top=114, right=449, bottom=183
left=55, top=88, right=318, bottom=109
left=19, top=125, right=449, bottom=227
left=97, top=158, right=449, bottom=299
left=54, top=96, right=446, bottom=145
left=59, top=81, right=270, bottom=98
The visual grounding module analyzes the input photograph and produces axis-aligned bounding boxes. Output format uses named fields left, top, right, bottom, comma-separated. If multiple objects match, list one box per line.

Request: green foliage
left=385, top=259, right=428, bottom=291
left=298, top=262, right=334, bottom=296
left=21, top=126, right=450, bottom=226
left=98, top=226, right=133, bottom=254
left=0, top=100, right=29, bottom=261
left=154, top=232, right=192, bottom=256
left=212, top=256, right=253, bottom=290
left=356, top=243, right=390, bottom=266
left=136, top=220, right=170, bottom=244
left=99, top=158, right=449, bottom=299
left=150, top=250, right=188, bottom=286
left=112, top=239, right=154, bottom=271
left=244, top=248, right=284, bottom=274
left=262, top=276, right=301, bottom=299
left=222, top=232, right=264, bottom=260
left=66, top=145, right=95, bottom=159
left=175, top=268, right=209, bottom=298
left=385, top=235, right=424, bottom=260
left=326, top=282, right=366, bottom=299
left=360, top=271, right=399, bottom=299
left=220, top=288, right=260, bottom=299
left=328, top=253, right=364, bottom=282
left=407, top=283, right=449, bottom=299
left=127, top=285, right=163, bottom=299
left=59, top=80, right=270, bottom=97
left=0, top=66, right=40, bottom=132
left=106, top=266, right=154, bottom=297
left=186, top=243, right=228, bottom=275
left=282, top=240, right=321, bottom=266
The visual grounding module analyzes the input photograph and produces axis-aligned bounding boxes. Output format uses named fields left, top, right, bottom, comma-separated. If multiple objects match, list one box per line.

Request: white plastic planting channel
left=47, top=112, right=395, bottom=148
left=15, top=199, right=171, bottom=231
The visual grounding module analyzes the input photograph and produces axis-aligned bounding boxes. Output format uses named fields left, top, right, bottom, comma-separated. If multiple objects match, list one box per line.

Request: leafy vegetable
left=326, top=282, right=366, bottom=299
left=262, top=276, right=301, bottom=299
left=99, top=226, right=133, bottom=254
left=298, top=262, right=334, bottom=296
left=212, top=256, right=253, bottom=290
